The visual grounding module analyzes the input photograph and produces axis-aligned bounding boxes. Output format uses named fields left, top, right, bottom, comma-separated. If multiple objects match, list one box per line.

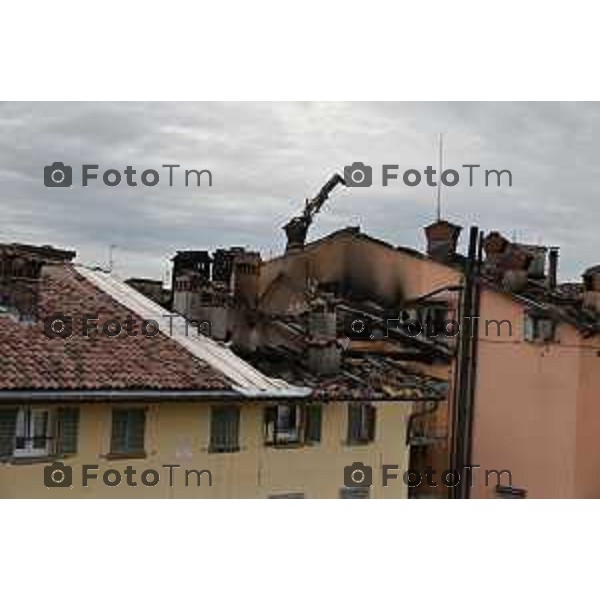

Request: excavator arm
left=283, top=173, right=346, bottom=252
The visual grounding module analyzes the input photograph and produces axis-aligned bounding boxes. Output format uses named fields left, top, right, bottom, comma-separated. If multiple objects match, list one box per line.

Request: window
left=347, top=403, right=376, bottom=444
left=14, top=408, right=52, bottom=457
left=524, top=312, right=555, bottom=342
left=209, top=406, right=240, bottom=453
left=496, top=485, right=527, bottom=499
left=55, top=407, right=80, bottom=455
left=268, top=492, right=305, bottom=499
left=399, top=305, right=448, bottom=338
left=0, top=409, right=18, bottom=459
left=110, top=408, right=146, bottom=456
left=305, top=404, right=322, bottom=444
left=0, top=406, right=79, bottom=460
left=264, top=403, right=322, bottom=446
left=340, top=487, right=370, bottom=499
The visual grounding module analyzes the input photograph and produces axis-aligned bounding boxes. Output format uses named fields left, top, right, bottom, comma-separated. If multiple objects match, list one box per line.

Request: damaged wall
left=260, top=228, right=461, bottom=314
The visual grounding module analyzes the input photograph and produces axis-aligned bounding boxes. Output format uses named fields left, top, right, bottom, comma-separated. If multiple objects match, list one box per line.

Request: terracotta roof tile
left=0, top=264, right=233, bottom=393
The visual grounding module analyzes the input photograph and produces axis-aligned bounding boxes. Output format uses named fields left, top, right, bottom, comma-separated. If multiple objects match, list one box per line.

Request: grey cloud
left=0, top=101, right=598, bottom=282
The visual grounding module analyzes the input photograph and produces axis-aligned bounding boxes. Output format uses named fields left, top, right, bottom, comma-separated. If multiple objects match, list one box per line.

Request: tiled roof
left=78, top=266, right=310, bottom=397
left=0, top=264, right=233, bottom=393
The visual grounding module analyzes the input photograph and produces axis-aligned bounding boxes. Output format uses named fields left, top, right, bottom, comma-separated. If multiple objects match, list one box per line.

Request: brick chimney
left=548, top=247, right=559, bottom=290
left=213, top=247, right=244, bottom=289
left=583, top=265, right=600, bottom=312
left=0, top=243, right=75, bottom=320
left=424, top=220, right=462, bottom=263
left=232, top=251, right=262, bottom=310
left=482, top=231, right=509, bottom=257
left=482, top=232, right=532, bottom=291
left=307, top=296, right=341, bottom=375
left=284, top=217, right=310, bottom=254
left=171, top=250, right=212, bottom=315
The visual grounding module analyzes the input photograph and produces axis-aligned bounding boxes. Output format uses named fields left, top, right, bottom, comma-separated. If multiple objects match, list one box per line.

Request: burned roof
left=478, top=233, right=600, bottom=334
left=265, top=224, right=600, bottom=335
left=244, top=345, right=448, bottom=401
left=482, top=275, right=600, bottom=335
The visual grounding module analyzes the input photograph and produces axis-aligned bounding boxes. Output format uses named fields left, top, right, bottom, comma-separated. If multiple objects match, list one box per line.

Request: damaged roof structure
left=0, top=236, right=447, bottom=403
left=0, top=243, right=308, bottom=399
left=477, top=233, right=600, bottom=336
left=167, top=226, right=453, bottom=405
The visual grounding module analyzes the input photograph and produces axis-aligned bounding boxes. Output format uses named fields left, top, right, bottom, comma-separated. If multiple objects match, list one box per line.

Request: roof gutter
left=0, top=389, right=244, bottom=403
left=0, top=384, right=312, bottom=407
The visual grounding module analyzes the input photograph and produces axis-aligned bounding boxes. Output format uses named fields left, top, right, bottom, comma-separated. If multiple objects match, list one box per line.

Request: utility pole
left=436, top=133, right=443, bottom=222
left=450, top=225, right=481, bottom=499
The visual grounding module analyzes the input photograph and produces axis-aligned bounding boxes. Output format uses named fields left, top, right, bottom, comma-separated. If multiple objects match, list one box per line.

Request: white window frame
left=14, top=407, right=53, bottom=458
left=274, top=404, right=302, bottom=443
left=264, top=404, right=302, bottom=445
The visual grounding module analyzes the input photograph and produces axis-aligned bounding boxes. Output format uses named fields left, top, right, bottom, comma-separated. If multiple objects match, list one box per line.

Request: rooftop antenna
left=436, top=133, right=443, bottom=222
left=108, top=244, right=117, bottom=272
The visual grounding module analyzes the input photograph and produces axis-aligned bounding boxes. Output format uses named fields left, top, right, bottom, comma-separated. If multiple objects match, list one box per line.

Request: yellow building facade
left=0, top=400, right=412, bottom=499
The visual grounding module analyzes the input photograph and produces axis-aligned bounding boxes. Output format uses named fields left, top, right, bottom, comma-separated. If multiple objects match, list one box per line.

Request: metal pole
left=436, top=133, right=443, bottom=222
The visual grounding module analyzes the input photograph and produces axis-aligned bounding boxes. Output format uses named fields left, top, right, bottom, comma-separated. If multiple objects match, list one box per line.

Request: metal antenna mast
left=436, top=133, right=443, bottom=222
left=108, top=244, right=117, bottom=272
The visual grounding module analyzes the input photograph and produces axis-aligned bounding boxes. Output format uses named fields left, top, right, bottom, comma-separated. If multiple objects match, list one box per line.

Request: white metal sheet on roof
left=75, top=266, right=311, bottom=398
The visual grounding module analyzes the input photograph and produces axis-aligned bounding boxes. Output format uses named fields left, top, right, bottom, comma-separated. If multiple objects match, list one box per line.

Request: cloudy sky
left=1, top=101, right=599, bottom=283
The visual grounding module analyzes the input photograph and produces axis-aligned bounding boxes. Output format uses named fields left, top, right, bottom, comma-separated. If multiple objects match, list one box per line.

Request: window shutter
left=210, top=406, right=240, bottom=452
left=524, top=314, right=535, bottom=341
left=0, top=408, right=17, bottom=459
left=127, top=409, right=146, bottom=452
left=110, top=409, right=128, bottom=453
left=540, top=319, right=555, bottom=342
left=288, top=405, right=297, bottom=430
left=111, top=408, right=145, bottom=453
left=210, top=408, right=225, bottom=450
left=227, top=407, right=240, bottom=450
left=227, top=406, right=240, bottom=450
left=305, top=404, right=322, bottom=443
left=347, top=403, right=361, bottom=442
left=264, top=406, right=277, bottom=443
left=56, top=407, right=80, bottom=455
left=367, top=405, right=376, bottom=441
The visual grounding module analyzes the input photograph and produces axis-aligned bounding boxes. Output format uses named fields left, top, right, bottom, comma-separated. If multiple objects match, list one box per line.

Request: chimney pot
left=232, top=251, right=262, bottom=309
left=424, top=220, right=462, bottom=262
left=283, top=218, right=309, bottom=254
left=307, top=296, right=341, bottom=375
